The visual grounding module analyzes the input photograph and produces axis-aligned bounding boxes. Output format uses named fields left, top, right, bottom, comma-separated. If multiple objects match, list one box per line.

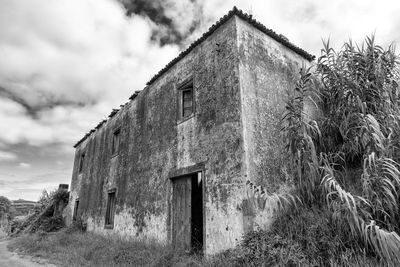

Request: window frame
left=78, top=152, right=85, bottom=173
left=182, top=88, right=193, bottom=118
left=111, top=127, right=121, bottom=156
left=177, top=78, right=195, bottom=123
left=105, top=188, right=116, bottom=229
left=73, top=199, right=79, bottom=221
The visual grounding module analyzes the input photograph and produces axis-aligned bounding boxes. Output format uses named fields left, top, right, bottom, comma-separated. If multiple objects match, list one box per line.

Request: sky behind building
left=1, top=0, right=400, bottom=200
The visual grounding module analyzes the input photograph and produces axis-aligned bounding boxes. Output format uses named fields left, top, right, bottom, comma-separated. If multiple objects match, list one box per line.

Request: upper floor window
left=112, top=128, right=121, bottom=155
left=178, top=79, right=194, bottom=121
left=79, top=153, right=85, bottom=173
left=182, top=89, right=193, bottom=118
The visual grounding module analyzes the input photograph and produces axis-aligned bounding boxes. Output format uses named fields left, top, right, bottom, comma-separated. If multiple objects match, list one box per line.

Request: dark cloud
left=0, top=86, right=34, bottom=115
left=118, top=0, right=203, bottom=45
left=0, top=86, right=88, bottom=118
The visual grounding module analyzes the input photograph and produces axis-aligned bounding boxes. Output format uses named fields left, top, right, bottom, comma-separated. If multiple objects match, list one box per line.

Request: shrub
left=282, top=35, right=400, bottom=264
left=66, top=218, right=87, bottom=234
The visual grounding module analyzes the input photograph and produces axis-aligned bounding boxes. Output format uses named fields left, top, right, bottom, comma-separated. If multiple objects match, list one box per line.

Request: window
left=73, top=199, right=79, bottom=221
left=79, top=153, right=85, bottom=173
left=178, top=80, right=194, bottom=121
left=112, top=128, right=121, bottom=155
left=105, top=189, right=116, bottom=228
left=182, top=89, right=193, bottom=118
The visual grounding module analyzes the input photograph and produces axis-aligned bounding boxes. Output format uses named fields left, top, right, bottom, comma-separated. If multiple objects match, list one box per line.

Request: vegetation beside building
left=281, top=35, right=400, bottom=265
left=8, top=207, right=379, bottom=266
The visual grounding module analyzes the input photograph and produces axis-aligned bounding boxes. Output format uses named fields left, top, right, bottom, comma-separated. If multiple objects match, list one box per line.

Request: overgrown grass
left=268, top=207, right=380, bottom=266
left=8, top=207, right=381, bottom=267
left=7, top=228, right=236, bottom=267
left=218, top=207, right=380, bottom=267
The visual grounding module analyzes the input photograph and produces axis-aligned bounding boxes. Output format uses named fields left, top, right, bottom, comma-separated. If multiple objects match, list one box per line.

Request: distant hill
left=11, top=199, right=39, bottom=216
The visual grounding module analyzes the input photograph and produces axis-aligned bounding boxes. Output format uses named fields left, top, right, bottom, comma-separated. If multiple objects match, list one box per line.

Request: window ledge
left=177, top=114, right=194, bottom=125
left=104, top=224, right=114, bottom=229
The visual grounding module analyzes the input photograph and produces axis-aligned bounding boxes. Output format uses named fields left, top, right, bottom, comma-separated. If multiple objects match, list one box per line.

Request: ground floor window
left=73, top=199, right=79, bottom=221
left=105, top=189, right=116, bottom=228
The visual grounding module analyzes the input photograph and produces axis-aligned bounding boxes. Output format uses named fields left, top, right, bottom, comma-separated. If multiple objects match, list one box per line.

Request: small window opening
left=73, top=199, right=79, bottom=221
left=182, top=89, right=193, bottom=118
left=178, top=80, right=194, bottom=121
left=105, top=189, right=116, bottom=228
left=112, top=128, right=121, bottom=155
left=79, top=153, right=85, bottom=173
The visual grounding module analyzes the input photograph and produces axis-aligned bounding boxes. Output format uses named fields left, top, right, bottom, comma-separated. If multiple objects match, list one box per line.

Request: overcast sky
left=1, top=0, right=400, bottom=201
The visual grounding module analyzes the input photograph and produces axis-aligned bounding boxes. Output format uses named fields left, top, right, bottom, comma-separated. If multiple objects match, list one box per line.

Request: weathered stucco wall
left=67, top=12, right=314, bottom=255
left=236, top=16, right=312, bottom=230
left=67, top=16, right=246, bottom=254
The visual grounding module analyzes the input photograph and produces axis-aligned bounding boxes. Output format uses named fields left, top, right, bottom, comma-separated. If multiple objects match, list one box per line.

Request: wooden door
left=172, top=176, right=192, bottom=251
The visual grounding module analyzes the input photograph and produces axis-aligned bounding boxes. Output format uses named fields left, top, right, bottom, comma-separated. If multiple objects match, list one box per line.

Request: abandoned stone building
left=66, top=7, right=314, bottom=255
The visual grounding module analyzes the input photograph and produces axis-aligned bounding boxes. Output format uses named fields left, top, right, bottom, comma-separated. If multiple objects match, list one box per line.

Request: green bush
left=231, top=232, right=310, bottom=266
left=282, top=35, right=400, bottom=264
left=207, top=207, right=379, bottom=267
left=66, top=218, right=87, bottom=234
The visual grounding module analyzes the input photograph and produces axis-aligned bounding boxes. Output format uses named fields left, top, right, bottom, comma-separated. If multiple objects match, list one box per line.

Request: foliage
left=38, top=188, right=69, bottom=211
left=8, top=220, right=380, bottom=267
left=231, top=230, right=311, bottom=266
left=10, top=188, right=69, bottom=235
left=267, top=207, right=379, bottom=266
left=8, top=231, right=196, bottom=267
left=0, top=196, right=16, bottom=233
left=38, top=190, right=52, bottom=210
left=51, top=189, right=69, bottom=204
left=282, top=35, right=400, bottom=264
left=28, top=214, right=65, bottom=233
left=0, top=196, right=11, bottom=216
left=66, top=217, right=87, bottom=233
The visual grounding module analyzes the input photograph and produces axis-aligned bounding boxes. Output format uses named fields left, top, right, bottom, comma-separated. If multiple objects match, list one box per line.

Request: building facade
left=66, top=7, right=314, bottom=255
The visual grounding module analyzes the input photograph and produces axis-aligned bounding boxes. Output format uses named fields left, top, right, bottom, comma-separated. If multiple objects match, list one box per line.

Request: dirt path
left=0, top=239, right=57, bottom=267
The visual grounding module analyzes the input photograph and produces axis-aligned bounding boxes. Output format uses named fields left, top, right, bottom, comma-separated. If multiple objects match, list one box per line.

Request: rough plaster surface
left=67, top=15, right=312, bottom=255
left=236, top=17, right=312, bottom=232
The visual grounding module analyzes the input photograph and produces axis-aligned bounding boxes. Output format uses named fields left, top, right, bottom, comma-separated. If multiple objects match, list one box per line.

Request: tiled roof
left=73, top=6, right=314, bottom=148
left=146, top=6, right=315, bottom=86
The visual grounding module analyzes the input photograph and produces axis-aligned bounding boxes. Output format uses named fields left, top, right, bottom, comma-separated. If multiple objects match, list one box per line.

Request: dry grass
left=7, top=229, right=238, bottom=267
left=7, top=207, right=382, bottom=267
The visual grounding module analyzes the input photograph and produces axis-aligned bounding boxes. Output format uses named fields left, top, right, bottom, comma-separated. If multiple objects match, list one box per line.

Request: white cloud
left=171, top=0, right=400, bottom=55
left=0, top=151, right=17, bottom=162
left=18, top=162, right=31, bottom=169
left=0, top=171, right=71, bottom=200
left=0, top=0, right=179, bottom=148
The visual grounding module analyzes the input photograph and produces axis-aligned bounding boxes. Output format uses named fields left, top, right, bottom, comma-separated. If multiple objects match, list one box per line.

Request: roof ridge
left=146, top=6, right=315, bottom=86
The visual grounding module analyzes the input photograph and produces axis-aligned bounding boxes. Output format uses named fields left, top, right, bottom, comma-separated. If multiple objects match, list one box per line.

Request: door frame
left=169, top=169, right=206, bottom=253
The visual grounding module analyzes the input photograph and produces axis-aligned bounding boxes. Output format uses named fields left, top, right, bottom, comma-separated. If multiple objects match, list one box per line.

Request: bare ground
left=0, top=238, right=57, bottom=267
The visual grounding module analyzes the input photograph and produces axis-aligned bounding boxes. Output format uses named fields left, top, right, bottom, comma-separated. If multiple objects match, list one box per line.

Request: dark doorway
left=191, top=172, right=203, bottom=253
left=171, top=172, right=203, bottom=253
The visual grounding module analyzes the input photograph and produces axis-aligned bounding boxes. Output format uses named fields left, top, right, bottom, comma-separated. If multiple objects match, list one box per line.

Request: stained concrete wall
left=236, top=16, right=312, bottom=231
left=67, top=16, right=246, bottom=255
left=67, top=13, right=314, bottom=255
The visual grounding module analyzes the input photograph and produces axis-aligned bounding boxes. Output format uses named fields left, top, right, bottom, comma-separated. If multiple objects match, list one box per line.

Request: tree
left=38, top=189, right=52, bottom=209
left=282, top=36, right=400, bottom=264
left=0, top=196, right=11, bottom=216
